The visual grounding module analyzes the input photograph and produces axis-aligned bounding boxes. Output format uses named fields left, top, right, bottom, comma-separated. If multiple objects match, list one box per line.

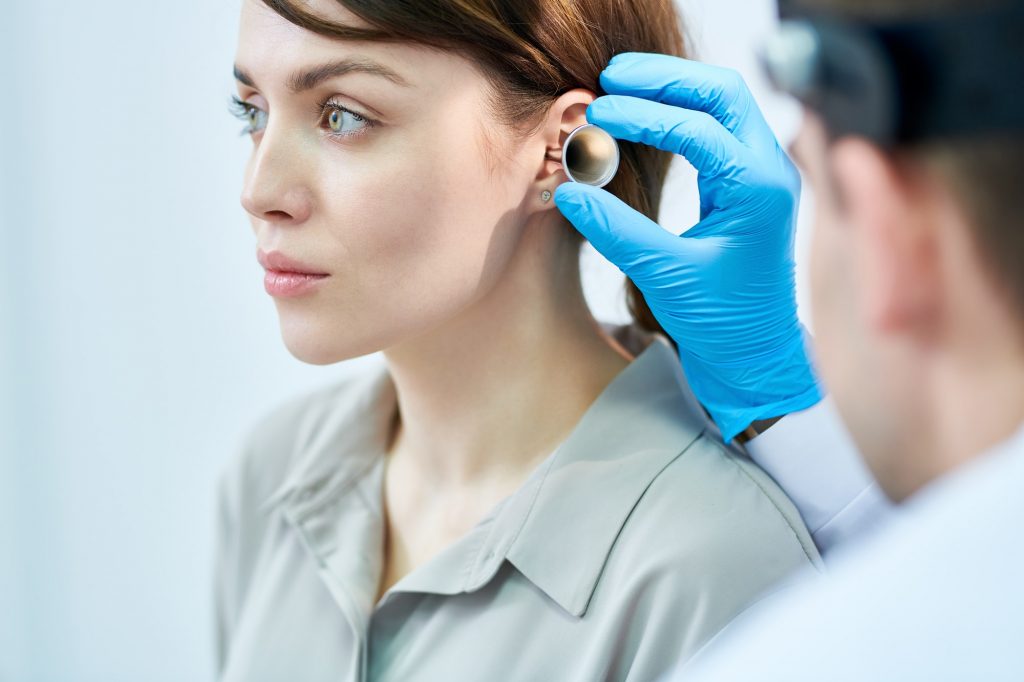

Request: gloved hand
left=554, top=52, right=823, bottom=442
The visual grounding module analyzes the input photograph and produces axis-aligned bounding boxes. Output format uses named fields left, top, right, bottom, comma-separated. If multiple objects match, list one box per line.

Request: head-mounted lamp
left=759, top=3, right=1024, bottom=145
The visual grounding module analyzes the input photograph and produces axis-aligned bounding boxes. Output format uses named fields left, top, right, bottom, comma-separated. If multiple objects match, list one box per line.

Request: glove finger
left=588, top=95, right=744, bottom=181
left=553, top=182, right=678, bottom=276
left=598, top=52, right=775, bottom=150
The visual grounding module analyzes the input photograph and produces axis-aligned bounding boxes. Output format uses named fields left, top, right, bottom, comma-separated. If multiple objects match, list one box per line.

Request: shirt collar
left=258, top=323, right=713, bottom=618
left=257, top=365, right=398, bottom=516
left=493, top=331, right=710, bottom=616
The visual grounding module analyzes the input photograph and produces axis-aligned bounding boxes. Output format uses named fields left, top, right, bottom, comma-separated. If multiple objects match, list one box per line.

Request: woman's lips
left=257, top=249, right=329, bottom=275
left=263, top=271, right=329, bottom=298
left=257, top=248, right=330, bottom=297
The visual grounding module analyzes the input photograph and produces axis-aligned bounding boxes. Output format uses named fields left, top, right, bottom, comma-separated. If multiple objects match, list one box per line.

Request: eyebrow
left=233, top=56, right=412, bottom=94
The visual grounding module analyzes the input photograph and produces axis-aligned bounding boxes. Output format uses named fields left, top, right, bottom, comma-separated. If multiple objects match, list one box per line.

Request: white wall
left=0, top=1, right=812, bottom=680
left=1, top=3, right=26, bottom=676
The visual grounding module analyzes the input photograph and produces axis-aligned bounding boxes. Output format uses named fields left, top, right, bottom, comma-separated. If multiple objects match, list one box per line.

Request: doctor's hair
left=794, top=0, right=1024, bottom=324
left=258, top=0, right=689, bottom=347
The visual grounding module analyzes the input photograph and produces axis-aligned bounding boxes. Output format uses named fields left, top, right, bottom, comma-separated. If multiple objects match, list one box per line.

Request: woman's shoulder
left=590, top=431, right=822, bottom=660
left=630, top=431, right=821, bottom=569
left=599, top=429, right=823, bottom=611
left=597, top=321, right=821, bottom=571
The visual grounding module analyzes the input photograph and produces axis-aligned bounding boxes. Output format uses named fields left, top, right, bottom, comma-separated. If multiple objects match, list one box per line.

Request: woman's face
left=234, top=0, right=541, bottom=363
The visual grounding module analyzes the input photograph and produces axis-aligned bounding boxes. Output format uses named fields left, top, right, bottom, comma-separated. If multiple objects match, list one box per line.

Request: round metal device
left=562, top=123, right=620, bottom=188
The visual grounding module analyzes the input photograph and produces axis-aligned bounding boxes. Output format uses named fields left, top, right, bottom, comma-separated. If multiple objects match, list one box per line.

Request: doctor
left=555, top=0, right=1024, bottom=677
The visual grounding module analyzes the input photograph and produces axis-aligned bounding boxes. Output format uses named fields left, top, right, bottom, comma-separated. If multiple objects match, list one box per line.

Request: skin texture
left=233, top=0, right=632, bottom=600
left=791, top=113, right=1024, bottom=502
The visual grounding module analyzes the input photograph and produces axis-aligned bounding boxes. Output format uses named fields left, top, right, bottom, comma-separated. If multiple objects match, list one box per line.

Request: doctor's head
left=233, top=0, right=684, bottom=362
left=790, top=0, right=1024, bottom=500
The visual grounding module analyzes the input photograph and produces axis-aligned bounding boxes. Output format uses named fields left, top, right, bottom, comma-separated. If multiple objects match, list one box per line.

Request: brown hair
left=259, top=0, right=689, bottom=343
left=794, top=0, right=1024, bottom=323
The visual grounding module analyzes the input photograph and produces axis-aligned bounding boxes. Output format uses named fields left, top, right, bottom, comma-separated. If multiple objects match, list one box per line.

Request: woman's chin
left=279, top=326, right=384, bottom=365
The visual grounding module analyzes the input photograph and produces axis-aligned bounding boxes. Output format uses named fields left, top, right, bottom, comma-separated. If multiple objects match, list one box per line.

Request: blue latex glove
left=554, top=52, right=823, bottom=442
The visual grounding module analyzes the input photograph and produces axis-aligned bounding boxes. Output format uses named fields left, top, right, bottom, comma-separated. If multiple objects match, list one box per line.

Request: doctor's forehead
left=787, top=138, right=805, bottom=169
left=795, top=114, right=837, bottom=174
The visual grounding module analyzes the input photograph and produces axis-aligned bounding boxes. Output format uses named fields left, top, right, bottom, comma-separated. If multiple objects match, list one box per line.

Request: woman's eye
left=228, top=95, right=267, bottom=136
left=227, top=94, right=374, bottom=140
left=321, top=102, right=372, bottom=137
left=245, top=106, right=267, bottom=133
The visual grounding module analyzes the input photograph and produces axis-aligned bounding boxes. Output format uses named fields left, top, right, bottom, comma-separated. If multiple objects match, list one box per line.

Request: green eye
left=228, top=95, right=267, bottom=136
left=245, top=106, right=268, bottom=134
left=226, top=94, right=374, bottom=140
left=324, top=103, right=369, bottom=135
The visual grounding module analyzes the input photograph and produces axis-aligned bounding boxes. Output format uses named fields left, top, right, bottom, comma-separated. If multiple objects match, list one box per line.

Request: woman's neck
left=381, top=214, right=633, bottom=491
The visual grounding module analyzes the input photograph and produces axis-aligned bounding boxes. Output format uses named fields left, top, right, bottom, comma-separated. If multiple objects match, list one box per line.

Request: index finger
left=600, top=52, right=774, bottom=148
left=586, top=94, right=744, bottom=179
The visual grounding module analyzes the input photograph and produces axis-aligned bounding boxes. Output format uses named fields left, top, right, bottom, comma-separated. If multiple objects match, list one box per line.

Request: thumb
left=553, top=182, right=676, bottom=273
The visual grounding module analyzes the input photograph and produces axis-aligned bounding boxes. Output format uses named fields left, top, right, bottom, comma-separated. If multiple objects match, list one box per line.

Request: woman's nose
left=239, top=126, right=313, bottom=225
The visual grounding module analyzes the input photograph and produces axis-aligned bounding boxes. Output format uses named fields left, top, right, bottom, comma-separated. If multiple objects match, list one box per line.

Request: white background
left=0, top=1, right=812, bottom=679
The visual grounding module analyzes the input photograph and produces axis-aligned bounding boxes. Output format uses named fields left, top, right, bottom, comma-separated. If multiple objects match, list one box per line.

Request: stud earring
left=540, top=189, right=552, bottom=202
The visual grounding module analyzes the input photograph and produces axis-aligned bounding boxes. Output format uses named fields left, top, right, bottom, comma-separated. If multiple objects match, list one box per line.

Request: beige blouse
left=213, top=324, right=822, bottom=681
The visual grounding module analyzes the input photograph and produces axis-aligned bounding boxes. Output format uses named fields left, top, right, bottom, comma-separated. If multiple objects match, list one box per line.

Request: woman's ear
left=530, top=88, right=596, bottom=211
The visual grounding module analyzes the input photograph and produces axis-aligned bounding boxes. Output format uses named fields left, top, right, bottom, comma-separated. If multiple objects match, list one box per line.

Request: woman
left=214, top=0, right=822, bottom=680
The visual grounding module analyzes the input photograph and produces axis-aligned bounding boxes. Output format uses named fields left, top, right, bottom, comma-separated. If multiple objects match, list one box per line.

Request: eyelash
left=226, top=94, right=376, bottom=140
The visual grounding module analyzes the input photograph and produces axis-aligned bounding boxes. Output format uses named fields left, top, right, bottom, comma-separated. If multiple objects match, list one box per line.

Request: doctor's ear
left=830, top=138, right=943, bottom=339
left=530, top=88, right=596, bottom=209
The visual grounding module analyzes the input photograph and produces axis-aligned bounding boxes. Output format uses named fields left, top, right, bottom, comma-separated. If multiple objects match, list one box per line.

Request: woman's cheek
left=319, top=117, right=521, bottom=324
left=354, top=141, right=501, bottom=276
